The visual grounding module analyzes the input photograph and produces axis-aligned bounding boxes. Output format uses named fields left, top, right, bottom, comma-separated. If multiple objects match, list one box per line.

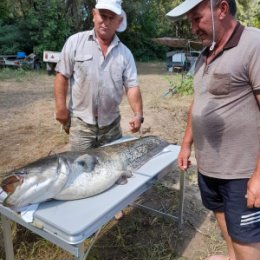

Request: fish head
left=1, top=155, right=70, bottom=209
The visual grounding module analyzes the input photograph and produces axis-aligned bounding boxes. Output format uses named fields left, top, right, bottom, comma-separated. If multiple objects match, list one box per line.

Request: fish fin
left=1, top=175, right=22, bottom=193
left=116, top=176, right=128, bottom=185
left=123, top=170, right=133, bottom=178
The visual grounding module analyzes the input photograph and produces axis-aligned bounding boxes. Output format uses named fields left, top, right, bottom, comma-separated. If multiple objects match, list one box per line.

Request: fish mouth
left=1, top=175, right=23, bottom=193
left=0, top=172, right=26, bottom=207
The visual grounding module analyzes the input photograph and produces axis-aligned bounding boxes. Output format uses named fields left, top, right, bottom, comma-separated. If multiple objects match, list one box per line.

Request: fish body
left=1, top=136, right=169, bottom=209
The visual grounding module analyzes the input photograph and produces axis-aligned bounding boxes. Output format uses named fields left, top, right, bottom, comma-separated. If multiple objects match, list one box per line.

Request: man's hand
left=129, top=115, right=142, bottom=133
left=178, top=145, right=192, bottom=171
left=55, top=107, right=70, bottom=134
left=246, top=172, right=260, bottom=208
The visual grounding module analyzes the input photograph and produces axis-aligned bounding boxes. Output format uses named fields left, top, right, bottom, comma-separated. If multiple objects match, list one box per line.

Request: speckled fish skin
left=1, top=136, right=169, bottom=209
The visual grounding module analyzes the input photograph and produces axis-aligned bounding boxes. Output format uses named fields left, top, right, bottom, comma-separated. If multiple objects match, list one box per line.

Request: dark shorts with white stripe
left=198, top=172, right=260, bottom=243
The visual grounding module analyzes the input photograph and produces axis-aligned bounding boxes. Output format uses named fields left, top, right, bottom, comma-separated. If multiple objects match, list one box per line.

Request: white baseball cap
left=166, top=0, right=205, bottom=21
left=95, top=0, right=127, bottom=32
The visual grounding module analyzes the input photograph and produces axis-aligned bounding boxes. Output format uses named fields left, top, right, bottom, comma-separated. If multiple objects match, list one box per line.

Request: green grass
left=0, top=67, right=44, bottom=81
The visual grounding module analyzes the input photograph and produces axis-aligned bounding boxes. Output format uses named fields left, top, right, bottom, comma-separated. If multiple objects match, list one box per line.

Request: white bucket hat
left=95, top=0, right=127, bottom=32
left=166, top=0, right=205, bottom=21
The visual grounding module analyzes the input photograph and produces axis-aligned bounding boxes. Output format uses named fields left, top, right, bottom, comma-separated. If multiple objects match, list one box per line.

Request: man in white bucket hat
left=54, top=0, right=143, bottom=152
left=167, top=1, right=260, bottom=260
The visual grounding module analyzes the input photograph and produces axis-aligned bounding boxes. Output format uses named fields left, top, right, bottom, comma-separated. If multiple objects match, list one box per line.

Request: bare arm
left=255, top=91, right=260, bottom=107
left=247, top=153, right=260, bottom=208
left=126, top=86, right=143, bottom=133
left=178, top=100, right=194, bottom=171
left=247, top=92, right=260, bottom=208
left=54, top=73, right=70, bottom=132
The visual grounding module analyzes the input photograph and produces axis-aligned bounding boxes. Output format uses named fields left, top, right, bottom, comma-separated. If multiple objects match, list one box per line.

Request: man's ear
left=218, top=0, right=229, bottom=20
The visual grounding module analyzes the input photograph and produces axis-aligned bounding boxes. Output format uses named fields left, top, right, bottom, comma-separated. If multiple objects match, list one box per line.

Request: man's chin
left=98, top=31, right=112, bottom=40
left=201, top=39, right=211, bottom=48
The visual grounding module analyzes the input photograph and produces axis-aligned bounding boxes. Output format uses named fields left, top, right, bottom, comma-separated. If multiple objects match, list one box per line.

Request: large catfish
left=0, top=136, right=169, bottom=209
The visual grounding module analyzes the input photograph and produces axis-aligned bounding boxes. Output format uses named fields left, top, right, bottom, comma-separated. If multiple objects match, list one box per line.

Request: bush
left=165, top=74, right=194, bottom=96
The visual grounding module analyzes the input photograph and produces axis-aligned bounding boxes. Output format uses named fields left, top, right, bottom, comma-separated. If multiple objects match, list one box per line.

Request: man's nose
left=103, top=17, right=111, bottom=26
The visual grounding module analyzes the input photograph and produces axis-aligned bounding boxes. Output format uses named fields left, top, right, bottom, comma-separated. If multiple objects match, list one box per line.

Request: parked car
left=0, top=55, right=21, bottom=68
left=0, top=52, right=39, bottom=70
left=166, top=51, right=200, bottom=72
left=21, top=53, right=40, bottom=70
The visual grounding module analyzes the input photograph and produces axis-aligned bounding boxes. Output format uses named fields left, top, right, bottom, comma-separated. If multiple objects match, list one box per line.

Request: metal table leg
left=133, top=165, right=186, bottom=226
left=178, top=171, right=185, bottom=227
left=80, top=228, right=102, bottom=260
left=1, top=215, right=15, bottom=260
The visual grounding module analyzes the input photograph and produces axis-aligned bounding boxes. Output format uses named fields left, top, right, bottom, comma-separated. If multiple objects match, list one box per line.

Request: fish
left=0, top=136, right=169, bottom=209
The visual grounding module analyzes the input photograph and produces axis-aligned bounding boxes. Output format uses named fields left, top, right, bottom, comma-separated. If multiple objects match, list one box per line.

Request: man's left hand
left=246, top=172, right=260, bottom=208
left=129, top=116, right=142, bottom=133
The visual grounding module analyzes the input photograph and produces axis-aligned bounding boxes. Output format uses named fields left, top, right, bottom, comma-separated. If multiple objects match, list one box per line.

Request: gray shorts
left=69, top=116, right=122, bottom=151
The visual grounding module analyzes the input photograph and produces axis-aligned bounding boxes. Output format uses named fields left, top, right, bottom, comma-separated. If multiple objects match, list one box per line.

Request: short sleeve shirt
left=192, top=24, right=260, bottom=179
left=55, top=30, right=139, bottom=127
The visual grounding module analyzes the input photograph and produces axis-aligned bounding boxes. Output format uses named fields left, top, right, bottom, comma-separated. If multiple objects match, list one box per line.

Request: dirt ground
left=0, top=63, right=227, bottom=260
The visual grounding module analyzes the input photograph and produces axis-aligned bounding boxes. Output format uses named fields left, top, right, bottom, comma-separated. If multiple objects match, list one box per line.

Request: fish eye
left=16, top=169, right=27, bottom=176
left=77, top=161, right=86, bottom=167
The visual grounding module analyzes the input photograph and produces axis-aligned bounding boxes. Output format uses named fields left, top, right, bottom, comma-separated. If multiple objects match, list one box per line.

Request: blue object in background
left=17, top=52, right=26, bottom=58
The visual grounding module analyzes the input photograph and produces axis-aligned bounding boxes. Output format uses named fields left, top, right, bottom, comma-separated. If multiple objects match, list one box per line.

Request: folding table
left=0, top=140, right=182, bottom=260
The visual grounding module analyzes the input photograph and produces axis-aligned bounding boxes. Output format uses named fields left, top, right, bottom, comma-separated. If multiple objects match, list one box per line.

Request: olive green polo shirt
left=192, top=23, right=260, bottom=179
left=56, top=30, right=139, bottom=127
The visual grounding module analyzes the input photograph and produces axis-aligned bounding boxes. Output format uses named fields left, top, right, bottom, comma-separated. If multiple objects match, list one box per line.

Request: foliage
left=119, top=0, right=173, bottom=60
left=0, top=0, right=259, bottom=61
left=23, top=0, right=72, bottom=56
left=236, top=0, right=260, bottom=27
left=0, top=22, right=29, bottom=54
left=166, top=74, right=194, bottom=96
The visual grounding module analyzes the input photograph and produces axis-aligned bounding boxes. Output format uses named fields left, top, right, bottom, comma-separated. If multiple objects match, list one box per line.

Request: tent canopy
left=152, top=37, right=202, bottom=50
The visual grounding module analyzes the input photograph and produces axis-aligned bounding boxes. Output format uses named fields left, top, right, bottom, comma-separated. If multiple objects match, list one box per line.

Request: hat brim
left=116, top=10, right=127, bottom=32
left=166, top=0, right=204, bottom=21
left=95, top=3, right=121, bottom=15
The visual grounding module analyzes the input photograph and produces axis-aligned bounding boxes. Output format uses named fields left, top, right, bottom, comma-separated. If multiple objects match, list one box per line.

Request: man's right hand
left=178, top=145, right=191, bottom=171
left=55, top=107, right=70, bottom=134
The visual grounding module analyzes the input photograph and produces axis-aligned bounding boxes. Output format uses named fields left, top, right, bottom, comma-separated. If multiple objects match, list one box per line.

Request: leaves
left=0, top=0, right=259, bottom=60
left=165, top=74, right=194, bottom=96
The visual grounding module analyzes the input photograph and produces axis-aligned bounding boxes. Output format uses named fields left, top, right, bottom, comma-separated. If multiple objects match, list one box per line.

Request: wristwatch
left=135, top=114, right=144, bottom=124
left=139, top=116, right=144, bottom=124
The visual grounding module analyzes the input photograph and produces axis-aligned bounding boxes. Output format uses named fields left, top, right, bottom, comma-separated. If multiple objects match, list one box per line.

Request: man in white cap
left=167, top=1, right=260, bottom=260
left=54, top=0, right=143, bottom=151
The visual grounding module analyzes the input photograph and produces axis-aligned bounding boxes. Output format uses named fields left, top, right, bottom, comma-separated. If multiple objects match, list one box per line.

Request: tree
left=120, top=0, right=175, bottom=60
left=237, top=0, right=260, bottom=27
left=0, top=0, right=258, bottom=61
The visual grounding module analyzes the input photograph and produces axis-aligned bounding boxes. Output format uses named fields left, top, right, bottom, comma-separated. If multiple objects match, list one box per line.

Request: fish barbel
left=0, top=136, right=169, bottom=209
